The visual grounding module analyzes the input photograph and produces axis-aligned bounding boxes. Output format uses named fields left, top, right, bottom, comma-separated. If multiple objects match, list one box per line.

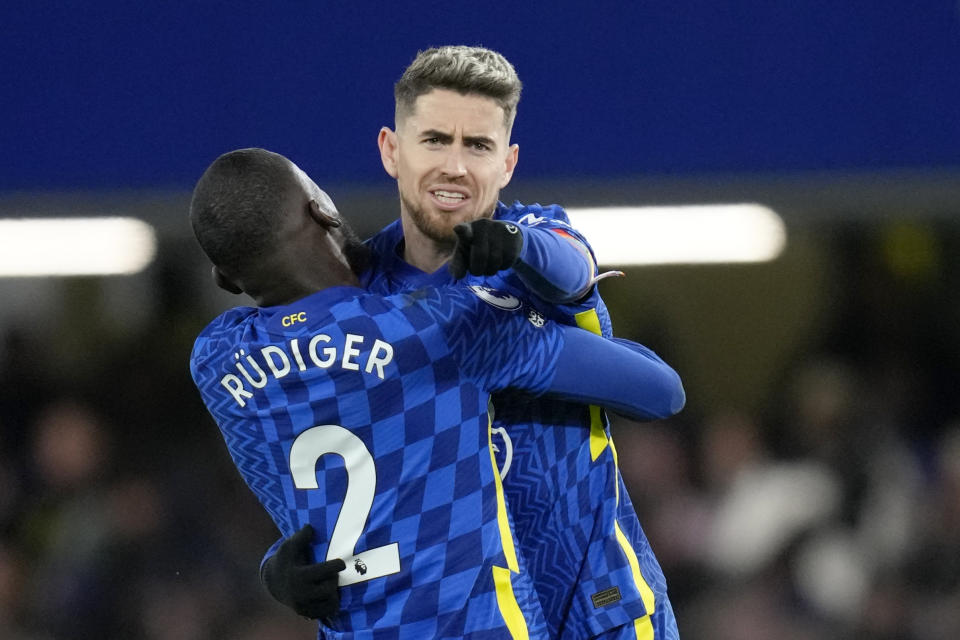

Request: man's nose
left=440, top=146, right=467, bottom=177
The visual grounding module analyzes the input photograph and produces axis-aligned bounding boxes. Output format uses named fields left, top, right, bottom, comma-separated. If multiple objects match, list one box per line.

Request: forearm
left=514, top=225, right=595, bottom=304
left=547, top=328, right=686, bottom=421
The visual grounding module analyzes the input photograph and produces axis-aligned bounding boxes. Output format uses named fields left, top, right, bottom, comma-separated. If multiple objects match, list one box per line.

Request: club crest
left=468, top=286, right=522, bottom=311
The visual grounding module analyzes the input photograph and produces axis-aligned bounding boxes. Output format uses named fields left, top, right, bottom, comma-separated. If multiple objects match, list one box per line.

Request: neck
left=252, top=272, right=359, bottom=307
left=246, top=249, right=360, bottom=307
left=399, top=218, right=454, bottom=274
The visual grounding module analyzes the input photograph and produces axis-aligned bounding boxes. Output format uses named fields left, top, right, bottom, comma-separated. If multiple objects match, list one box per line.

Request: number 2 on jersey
left=289, top=425, right=401, bottom=586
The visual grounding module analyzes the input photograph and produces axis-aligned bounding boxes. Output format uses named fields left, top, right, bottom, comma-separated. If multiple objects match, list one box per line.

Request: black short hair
left=189, top=148, right=298, bottom=277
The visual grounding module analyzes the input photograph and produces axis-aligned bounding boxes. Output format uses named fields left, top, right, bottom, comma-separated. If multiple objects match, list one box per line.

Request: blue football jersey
left=191, top=285, right=563, bottom=639
left=362, top=201, right=678, bottom=639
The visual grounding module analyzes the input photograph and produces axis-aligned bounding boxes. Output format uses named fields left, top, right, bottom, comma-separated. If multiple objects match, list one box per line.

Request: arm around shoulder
left=547, top=328, right=685, bottom=421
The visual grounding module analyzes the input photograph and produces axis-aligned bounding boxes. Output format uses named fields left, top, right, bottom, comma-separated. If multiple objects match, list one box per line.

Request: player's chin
left=428, top=209, right=476, bottom=238
left=432, top=224, right=460, bottom=247
left=448, top=207, right=488, bottom=229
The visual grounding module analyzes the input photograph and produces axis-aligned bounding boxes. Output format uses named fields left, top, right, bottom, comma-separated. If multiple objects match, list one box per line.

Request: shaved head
left=190, top=148, right=301, bottom=278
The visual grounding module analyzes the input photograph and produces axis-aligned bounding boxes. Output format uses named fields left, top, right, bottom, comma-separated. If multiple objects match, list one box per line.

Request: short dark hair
left=394, top=46, right=522, bottom=131
left=189, top=148, right=298, bottom=276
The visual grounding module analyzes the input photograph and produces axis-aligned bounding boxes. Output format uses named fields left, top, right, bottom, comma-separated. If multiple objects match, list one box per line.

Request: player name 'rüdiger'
left=220, top=332, right=395, bottom=407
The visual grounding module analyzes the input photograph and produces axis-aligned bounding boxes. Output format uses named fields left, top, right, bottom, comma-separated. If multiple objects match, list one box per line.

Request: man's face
left=380, top=89, right=519, bottom=249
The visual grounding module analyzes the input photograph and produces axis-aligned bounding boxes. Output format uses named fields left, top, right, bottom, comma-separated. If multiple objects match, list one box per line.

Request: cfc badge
left=527, top=308, right=546, bottom=328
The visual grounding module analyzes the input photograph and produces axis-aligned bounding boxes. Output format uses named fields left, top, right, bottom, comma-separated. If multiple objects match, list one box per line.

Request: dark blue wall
left=4, top=1, right=960, bottom=191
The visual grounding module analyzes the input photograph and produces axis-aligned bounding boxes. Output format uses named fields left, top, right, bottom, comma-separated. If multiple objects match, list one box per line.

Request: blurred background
left=2, top=2, right=960, bottom=638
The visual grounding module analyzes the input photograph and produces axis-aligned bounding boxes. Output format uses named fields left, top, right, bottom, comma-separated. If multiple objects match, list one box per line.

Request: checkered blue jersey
left=361, top=201, right=678, bottom=639
left=191, top=285, right=565, bottom=639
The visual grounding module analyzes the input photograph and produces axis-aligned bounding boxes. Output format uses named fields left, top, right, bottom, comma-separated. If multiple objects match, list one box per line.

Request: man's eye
left=472, top=142, right=490, bottom=151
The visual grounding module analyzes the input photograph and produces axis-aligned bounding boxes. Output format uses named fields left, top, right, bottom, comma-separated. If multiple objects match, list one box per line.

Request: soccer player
left=262, top=47, right=683, bottom=639
left=189, top=148, right=684, bottom=639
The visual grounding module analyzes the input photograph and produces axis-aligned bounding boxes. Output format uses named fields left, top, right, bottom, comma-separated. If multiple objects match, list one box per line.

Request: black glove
left=449, top=218, right=524, bottom=279
left=261, top=524, right=346, bottom=619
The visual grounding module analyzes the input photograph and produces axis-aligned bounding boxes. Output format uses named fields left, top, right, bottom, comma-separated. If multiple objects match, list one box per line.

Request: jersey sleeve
left=496, top=202, right=621, bottom=322
left=548, top=330, right=686, bottom=420
left=512, top=223, right=595, bottom=303
left=497, top=202, right=596, bottom=304
left=421, top=287, right=684, bottom=420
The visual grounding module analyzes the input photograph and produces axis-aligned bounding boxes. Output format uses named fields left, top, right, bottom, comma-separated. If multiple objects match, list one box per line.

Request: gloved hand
left=449, top=218, right=524, bottom=279
left=261, top=524, right=346, bottom=619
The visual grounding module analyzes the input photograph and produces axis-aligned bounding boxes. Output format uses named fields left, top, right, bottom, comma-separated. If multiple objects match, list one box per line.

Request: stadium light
left=0, top=217, right=158, bottom=277
left=566, top=203, right=786, bottom=266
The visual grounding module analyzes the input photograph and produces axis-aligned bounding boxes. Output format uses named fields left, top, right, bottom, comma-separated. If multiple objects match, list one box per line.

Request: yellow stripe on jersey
left=574, top=309, right=610, bottom=461
left=588, top=405, right=609, bottom=461
left=613, top=437, right=656, bottom=633
left=615, top=522, right=656, bottom=618
left=574, top=308, right=603, bottom=335
left=633, top=615, right=655, bottom=640
left=574, top=309, right=658, bottom=632
left=488, top=413, right=520, bottom=573
left=492, top=565, right=530, bottom=640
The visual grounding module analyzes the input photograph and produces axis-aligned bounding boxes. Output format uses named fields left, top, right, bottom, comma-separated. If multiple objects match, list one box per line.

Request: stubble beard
left=400, top=191, right=457, bottom=253
left=399, top=191, right=496, bottom=254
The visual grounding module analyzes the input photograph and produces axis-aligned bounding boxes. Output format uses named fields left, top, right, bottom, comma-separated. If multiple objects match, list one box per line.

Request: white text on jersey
left=220, top=334, right=395, bottom=407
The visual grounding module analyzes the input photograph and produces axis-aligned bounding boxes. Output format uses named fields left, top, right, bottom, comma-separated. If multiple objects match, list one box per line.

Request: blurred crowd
left=0, top=224, right=957, bottom=639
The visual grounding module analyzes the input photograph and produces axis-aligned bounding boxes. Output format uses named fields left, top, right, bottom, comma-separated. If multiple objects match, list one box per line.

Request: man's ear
left=212, top=266, right=243, bottom=294
left=308, top=199, right=342, bottom=228
left=500, top=143, right=519, bottom=189
left=378, top=127, right=399, bottom=179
